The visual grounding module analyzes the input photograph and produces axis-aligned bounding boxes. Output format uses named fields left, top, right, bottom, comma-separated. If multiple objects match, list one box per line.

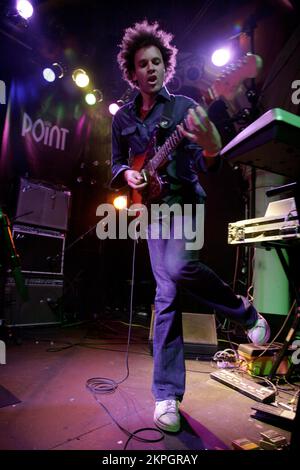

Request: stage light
left=108, top=103, right=120, bottom=115
left=113, top=195, right=127, bottom=210
left=85, top=93, right=96, bottom=105
left=72, top=69, right=90, bottom=88
left=42, top=63, right=64, bottom=83
left=109, top=88, right=133, bottom=115
left=85, top=89, right=103, bottom=105
left=211, top=48, right=231, bottom=67
left=43, top=68, right=55, bottom=82
left=16, top=0, right=34, bottom=19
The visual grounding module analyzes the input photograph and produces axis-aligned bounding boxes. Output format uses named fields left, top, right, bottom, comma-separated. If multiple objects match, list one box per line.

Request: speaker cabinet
left=12, top=225, right=65, bottom=276
left=4, top=277, right=63, bottom=326
left=149, top=310, right=218, bottom=359
left=16, top=177, right=71, bottom=231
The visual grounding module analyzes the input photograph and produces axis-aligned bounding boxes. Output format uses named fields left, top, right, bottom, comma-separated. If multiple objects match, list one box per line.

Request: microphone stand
left=46, top=222, right=99, bottom=267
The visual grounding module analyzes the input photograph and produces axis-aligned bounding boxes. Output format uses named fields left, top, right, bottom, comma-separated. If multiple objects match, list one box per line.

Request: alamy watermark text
left=96, top=203, right=204, bottom=250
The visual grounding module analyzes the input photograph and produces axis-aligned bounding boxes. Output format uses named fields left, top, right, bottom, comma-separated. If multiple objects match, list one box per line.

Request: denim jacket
left=111, top=86, right=220, bottom=203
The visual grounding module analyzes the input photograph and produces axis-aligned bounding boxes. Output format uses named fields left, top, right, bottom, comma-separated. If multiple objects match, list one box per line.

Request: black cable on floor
left=85, top=238, right=164, bottom=448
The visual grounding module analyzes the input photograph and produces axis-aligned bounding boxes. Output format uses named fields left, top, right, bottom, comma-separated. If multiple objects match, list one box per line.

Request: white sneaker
left=247, top=313, right=270, bottom=346
left=154, top=399, right=180, bottom=433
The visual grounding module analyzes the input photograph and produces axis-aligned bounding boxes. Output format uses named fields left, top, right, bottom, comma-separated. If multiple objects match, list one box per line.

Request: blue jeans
left=147, top=207, right=257, bottom=401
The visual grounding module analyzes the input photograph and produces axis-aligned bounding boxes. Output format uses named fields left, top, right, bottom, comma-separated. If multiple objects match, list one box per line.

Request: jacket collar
left=129, top=86, right=171, bottom=111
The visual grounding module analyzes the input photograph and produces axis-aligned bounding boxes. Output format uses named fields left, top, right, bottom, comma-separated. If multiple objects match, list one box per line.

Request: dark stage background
left=1, top=0, right=299, bottom=320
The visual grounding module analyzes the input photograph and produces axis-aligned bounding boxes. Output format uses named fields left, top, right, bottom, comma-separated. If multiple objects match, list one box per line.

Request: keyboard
left=210, top=370, right=276, bottom=403
left=251, top=403, right=295, bottom=422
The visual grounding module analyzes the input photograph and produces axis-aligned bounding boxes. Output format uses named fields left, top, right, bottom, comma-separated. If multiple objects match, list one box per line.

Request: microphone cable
left=86, top=236, right=164, bottom=449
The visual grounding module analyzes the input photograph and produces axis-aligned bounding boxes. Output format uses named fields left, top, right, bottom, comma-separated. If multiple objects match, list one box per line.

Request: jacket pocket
left=121, top=125, right=137, bottom=136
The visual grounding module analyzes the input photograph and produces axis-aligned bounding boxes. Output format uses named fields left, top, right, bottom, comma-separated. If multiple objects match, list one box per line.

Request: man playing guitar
left=111, top=19, right=270, bottom=433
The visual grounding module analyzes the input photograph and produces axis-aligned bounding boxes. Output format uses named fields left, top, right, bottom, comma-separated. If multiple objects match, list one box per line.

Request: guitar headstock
left=210, top=53, right=263, bottom=101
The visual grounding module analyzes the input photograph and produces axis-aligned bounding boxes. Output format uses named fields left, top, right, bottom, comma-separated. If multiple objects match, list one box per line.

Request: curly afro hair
left=117, top=20, right=178, bottom=88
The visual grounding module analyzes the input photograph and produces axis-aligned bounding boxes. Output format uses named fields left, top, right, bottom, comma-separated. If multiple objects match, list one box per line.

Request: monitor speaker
left=4, top=277, right=63, bottom=326
left=149, top=309, right=218, bottom=359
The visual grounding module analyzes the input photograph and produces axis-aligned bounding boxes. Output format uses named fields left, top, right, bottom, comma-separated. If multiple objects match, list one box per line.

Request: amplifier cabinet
left=13, top=225, right=65, bottom=276
left=16, top=177, right=71, bottom=231
left=4, top=277, right=63, bottom=326
left=149, top=310, right=218, bottom=359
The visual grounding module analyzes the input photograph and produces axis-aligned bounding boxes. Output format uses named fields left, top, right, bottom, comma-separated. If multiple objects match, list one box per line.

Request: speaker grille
left=12, top=225, right=65, bottom=276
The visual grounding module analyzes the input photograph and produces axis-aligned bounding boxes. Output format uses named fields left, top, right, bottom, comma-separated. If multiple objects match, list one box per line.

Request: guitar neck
left=144, top=53, right=262, bottom=172
left=147, top=84, right=225, bottom=172
left=148, top=117, right=188, bottom=171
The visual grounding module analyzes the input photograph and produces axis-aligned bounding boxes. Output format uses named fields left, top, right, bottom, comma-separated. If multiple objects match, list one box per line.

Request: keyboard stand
left=221, top=109, right=300, bottom=447
left=264, top=181, right=300, bottom=382
left=265, top=182, right=300, bottom=450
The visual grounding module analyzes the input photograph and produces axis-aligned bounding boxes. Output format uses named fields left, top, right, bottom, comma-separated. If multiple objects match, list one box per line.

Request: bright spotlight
left=211, top=48, right=231, bottom=67
left=85, top=93, right=97, bottom=105
left=109, top=103, right=120, bottom=116
left=72, top=69, right=90, bottom=88
left=113, top=195, right=127, bottom=210
left=42, top=63, right=64, bottom=83
left=43, top=68, right=55, bottom=83
left=85, top=89, right=103, bottom=106
left=16, top=0, right=33, bottom=19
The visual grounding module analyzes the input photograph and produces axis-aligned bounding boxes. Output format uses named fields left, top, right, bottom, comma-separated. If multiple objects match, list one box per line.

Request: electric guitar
left=129, top=53, right=262, bottom=206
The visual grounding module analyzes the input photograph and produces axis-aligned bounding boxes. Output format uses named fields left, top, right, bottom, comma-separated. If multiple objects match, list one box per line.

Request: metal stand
left=261, top=242, right=300, bottom=381
left=264, top=181, right=300, bottom=381
left=263, top=181, right=300, bottom=450
left=46, top=222, right=99, bottom=266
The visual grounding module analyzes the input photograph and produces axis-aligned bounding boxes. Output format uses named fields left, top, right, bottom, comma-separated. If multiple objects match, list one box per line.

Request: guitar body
left=130, top=153, right=168, bottom=205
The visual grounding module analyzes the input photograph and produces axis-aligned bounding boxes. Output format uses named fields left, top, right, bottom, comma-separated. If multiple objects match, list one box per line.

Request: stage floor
left=0, top=316, right=294, bottom=453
